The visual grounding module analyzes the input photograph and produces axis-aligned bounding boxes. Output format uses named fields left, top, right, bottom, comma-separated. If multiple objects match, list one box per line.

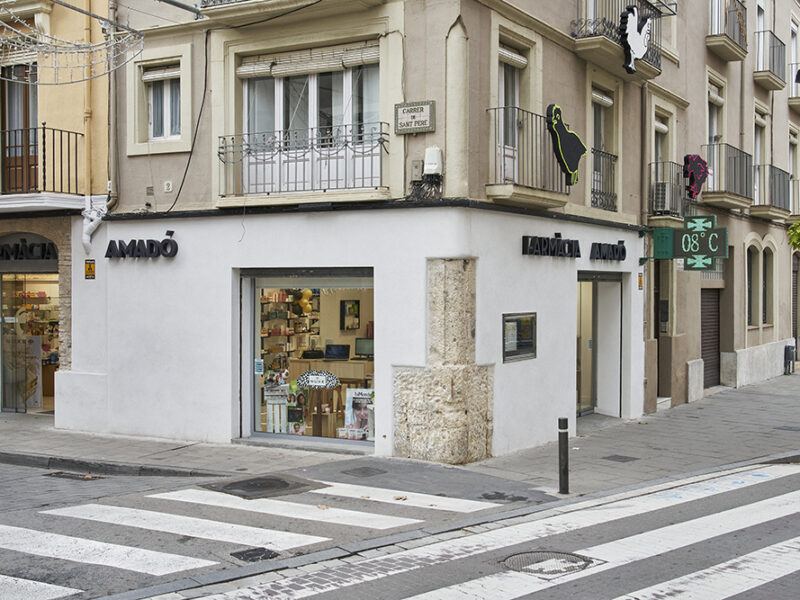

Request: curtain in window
left=169, top=78, right=180, bottom=136
left=353, top=64, right=379, bottom=136
left=151, top=80, right=164, bottom=138
left=284, top=75, right=309, bottom=148
left=318, top=71, right=343, bottom=140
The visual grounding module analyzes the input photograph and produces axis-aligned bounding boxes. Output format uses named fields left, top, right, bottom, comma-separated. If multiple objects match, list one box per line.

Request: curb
left=96, top=449, right=800, bottom=600
left=0, top=451, right=226, bottom=478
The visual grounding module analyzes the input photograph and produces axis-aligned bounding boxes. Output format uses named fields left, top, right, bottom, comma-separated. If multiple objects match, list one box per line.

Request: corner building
left=57, top=0, right=795, bottom=463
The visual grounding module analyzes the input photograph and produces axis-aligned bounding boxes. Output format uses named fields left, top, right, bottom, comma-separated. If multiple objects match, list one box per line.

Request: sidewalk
left=0, top=373, right=798, bottom=497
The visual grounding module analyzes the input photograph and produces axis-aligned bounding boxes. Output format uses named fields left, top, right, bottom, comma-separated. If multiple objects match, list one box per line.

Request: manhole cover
left=204, top=474, right=325, bottom=499
left=230, top=547, right=280, bottom=562
left=602, top=454, right=639, bottom=463
left=503, top=551, right=596, bottom=580
left=45, top=472, right=103, bottom=480
left=341, top=467, right=387, bottom=478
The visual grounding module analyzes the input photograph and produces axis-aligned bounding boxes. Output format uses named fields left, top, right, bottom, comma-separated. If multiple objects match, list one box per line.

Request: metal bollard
left=558, top=417, right=569, bottom=494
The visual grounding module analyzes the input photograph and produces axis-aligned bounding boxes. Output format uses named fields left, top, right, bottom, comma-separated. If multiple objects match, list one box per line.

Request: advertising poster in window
left=345, top=388, right=374, bottom=439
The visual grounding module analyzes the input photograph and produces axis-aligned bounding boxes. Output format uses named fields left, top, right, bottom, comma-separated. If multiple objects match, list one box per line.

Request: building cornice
left=475, top=0, right=576, bottom=51
left=648, top=81, right=690, bottom=109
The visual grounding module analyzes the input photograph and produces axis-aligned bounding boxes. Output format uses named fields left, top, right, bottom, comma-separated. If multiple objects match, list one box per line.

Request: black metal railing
left=591, top=148, right=617, bottom=210
left=755, top=30, right=786, bottom=81
left=790, top=62, right=800, bottom=98
left=754, top=164, right=791, bottom=210
left=1, top=125, right=83, bottom=195
left=702, top=142, right=753, bottom=200
left=487, top=107, right=568, bottom=194
left=571, top=0, right=663, bottom=70
left=709, top=0, right=747, bottom=52
left=217, top=122, right=388, bottom=197
left=648, top=161, right=684, bottom=216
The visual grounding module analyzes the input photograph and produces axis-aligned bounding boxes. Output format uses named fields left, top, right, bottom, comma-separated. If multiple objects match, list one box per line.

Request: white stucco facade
left=57, top=205, right=644, bottom=457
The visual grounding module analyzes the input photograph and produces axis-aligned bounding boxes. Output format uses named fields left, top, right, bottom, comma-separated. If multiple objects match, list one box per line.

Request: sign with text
left=653, top=216, right=728, bottom=271
left=85, top=259, right=96, bottom=280
left=395, top=101, right=435, bottom=134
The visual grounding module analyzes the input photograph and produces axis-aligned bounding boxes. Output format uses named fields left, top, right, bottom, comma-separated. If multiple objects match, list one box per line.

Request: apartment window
left=754, top=110, right=767, bottom=202
left=790, top=132, right=798, bottom=212
left=591, top=87, right=616, bottom=210
left=763, top=248, right=773, bottom=324
left=143, top=66, right=181, bottom=140
left=499, top=61, right=520, bottom=149
left=654, top=115, right=668, bottom=163
left=747, top=246, right=758, bottom=326
left=707, top=83, right=723, bottom=144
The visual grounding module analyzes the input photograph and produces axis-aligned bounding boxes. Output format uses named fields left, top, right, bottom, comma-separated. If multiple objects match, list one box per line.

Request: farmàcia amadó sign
left=653, top=216, right=728, bottom=270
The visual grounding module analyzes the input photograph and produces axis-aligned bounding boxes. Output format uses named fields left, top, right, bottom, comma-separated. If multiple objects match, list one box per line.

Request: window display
left=252, top=277, right=374, bottom=441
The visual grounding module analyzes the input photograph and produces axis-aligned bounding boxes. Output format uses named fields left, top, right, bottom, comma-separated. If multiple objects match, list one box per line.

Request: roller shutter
left=701, top=289, right=720, bottom=387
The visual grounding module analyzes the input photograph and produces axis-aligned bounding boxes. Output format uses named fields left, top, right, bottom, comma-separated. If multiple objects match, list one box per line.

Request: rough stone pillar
left=393, top=258, right=492, bottom=464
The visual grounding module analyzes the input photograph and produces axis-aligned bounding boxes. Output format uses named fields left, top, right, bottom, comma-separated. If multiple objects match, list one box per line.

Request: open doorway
left=576, top=272, right=622, bottom=417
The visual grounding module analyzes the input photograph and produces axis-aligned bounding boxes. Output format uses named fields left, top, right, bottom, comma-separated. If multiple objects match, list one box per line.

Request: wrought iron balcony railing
left=572, top=0, right=663, bottom=70
left=591, top=148, right=617, bottom=211
left=709, top=0, right=747, bottom=51
left=487, top=107, right=568, bottom=194
left=217, top=123, right=388, bottom=197
left=1, top=126, right=83, bottom=195
left=755, top=30, right=786, bottom=81
left=648, top=161, right=685, bottom=217
left=790, top=62, right=800, bottom=98
left=702, top=143, right=753, bottom=200
left=754, top=164, right=790, bottom=211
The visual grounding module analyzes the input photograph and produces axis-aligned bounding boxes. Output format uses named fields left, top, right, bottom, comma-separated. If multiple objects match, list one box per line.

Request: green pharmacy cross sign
left=653, top=216, right=728, bottom=271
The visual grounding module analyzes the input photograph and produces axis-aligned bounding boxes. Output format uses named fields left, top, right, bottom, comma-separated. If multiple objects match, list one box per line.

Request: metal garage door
left=701, top=289, right=720, bottom=388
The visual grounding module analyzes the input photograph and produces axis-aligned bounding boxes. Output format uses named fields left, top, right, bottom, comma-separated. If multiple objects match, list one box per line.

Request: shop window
left=763, top=248, right=773, bottom=324
left=747, top=245, right=759, bottom=326
left=502, top=312, right=536, bottom=362
left=250, top=273, right=374, bottom=442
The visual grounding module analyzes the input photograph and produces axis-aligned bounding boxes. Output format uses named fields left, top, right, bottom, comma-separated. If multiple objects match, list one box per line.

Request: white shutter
left=237, top=41, right=379, bottom=79
left=591, top=89, right=614, bottom=107
left=498, top=46, right=527, bottom=69
left=141, top=65, right=180, bottom=82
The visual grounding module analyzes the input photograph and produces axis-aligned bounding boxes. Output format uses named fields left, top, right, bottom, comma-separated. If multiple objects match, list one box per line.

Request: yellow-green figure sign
left=653, top=216, right=728, bottom=271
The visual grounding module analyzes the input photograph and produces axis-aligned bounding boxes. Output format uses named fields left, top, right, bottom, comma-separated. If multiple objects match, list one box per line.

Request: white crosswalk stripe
left=0, top=524, right=216, bottom=575
left=309, top=481, right=501, bottom=512
left=403, top=490, right=800, bottom=599
left=612, top=535, right=800, bottom=600
left=149, top=488, right=423, bottom=529
left=0, top=574, right=82, bottom=600
left=41, top=504, right=329, bottom=550
left=197, top=464, right=800, bottom=599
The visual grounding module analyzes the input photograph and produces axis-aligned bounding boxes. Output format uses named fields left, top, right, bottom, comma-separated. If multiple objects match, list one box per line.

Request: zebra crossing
left=0, top=477, right=501, bottom=599
left=184, top=463, right=800, bottom=600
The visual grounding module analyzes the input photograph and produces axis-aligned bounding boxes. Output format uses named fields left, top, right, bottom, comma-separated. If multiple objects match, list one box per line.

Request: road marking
left=612, top=535, right=800, bottom=600
left=149, top=489, right=423, bottom=530
left=0, top=574, right=82, bottom=600
left=309, top=481, right=501, bottom=512
left=0, top=524, right=215, bottom=576
left=403, top=490, right=800, bottom=599
left=199, top=464, right=800, bottom=599
left=42, top=504, right=329, bottom=550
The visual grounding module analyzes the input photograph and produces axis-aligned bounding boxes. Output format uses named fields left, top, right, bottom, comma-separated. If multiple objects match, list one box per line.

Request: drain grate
left=230, top=547, right=280, bottom=562
left=340, top=466, right=387, bottom=478
left=45, top=472, right=103, bottom=480
left=602, top=454, right=639, bottom=462
left=204, top=474, right=325, bottom=499
left=503, top=551, right=596, bottom=580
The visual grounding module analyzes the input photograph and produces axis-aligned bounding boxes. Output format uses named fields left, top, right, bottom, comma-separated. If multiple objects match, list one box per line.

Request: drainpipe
left=107, top=0, right=118, bottom=213
left=641, top=81, right=650, bottom=343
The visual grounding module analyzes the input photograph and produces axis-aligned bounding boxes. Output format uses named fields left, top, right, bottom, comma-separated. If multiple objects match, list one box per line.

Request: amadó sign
left=522, top=233, right=626, bottom=261
left=105, top=232, right=178, bottom=259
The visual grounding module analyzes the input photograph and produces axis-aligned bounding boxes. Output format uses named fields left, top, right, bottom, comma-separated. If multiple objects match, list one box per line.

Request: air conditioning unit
left=652, top=182, right=674, bottom=215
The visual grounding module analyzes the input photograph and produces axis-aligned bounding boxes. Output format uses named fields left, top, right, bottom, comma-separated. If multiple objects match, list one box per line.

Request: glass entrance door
left=576, top=280, right=595, bottom=416
left=1, top=274, right=60, bottom=413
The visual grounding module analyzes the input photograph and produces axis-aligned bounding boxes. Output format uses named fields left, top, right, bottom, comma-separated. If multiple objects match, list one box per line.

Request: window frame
left=147, top=76, right=181, bottom=141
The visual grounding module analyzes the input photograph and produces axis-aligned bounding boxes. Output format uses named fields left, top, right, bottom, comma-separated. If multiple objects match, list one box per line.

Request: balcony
left=216, top=123, right=388, bottom=207
left=753, top=31, right=786, bottom=91
left=647, top=161, right=685, bottom=227
left=0, top=126, right=84, bottom=213
left=701, top=143, right=753, bottom=209
left=706, top=0, right=747, bottom=61
left=486, top=107, right=568, bottom=208
left=787, top=179, right=800, bottom=224
left=591, top=148, right=617, bottom=211
left=789, top=62, right=800, bottom=114
left=750, top=165, right=790, bottom=221
left=571, top=0, right=663, bottom=80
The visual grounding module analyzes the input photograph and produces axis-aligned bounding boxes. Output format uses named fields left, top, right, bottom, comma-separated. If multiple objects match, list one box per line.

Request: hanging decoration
left=0, top=2, right=144, bottom=85
left=546, top=104, right=587, bottom=186
left=683, top=154, right=709, bottom=200
left=619, top=6, right=652, bottom=74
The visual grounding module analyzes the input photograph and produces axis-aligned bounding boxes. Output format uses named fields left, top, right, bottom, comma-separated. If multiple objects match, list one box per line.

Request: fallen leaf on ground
left=316, top=504, right=329, bottom=510
left=394, top=495, right=408, bottom=501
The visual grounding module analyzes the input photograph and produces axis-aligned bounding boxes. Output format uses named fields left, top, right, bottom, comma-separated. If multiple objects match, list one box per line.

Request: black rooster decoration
left=546, top=104, right=587, bottom=186
left=619, top=6, right=652, bottom=74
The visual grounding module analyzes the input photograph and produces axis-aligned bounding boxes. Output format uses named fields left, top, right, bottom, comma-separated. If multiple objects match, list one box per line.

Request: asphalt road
left=180, top=462, right=800, bottom=600
left=0, top=458, right=552, bottom=600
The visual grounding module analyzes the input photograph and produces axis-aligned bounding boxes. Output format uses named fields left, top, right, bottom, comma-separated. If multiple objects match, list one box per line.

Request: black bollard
left=558, top=417, right=569, bottom=494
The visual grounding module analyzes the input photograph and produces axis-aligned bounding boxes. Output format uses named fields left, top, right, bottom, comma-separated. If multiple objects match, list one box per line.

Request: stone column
left=393, top=258, right=492, bottom=464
